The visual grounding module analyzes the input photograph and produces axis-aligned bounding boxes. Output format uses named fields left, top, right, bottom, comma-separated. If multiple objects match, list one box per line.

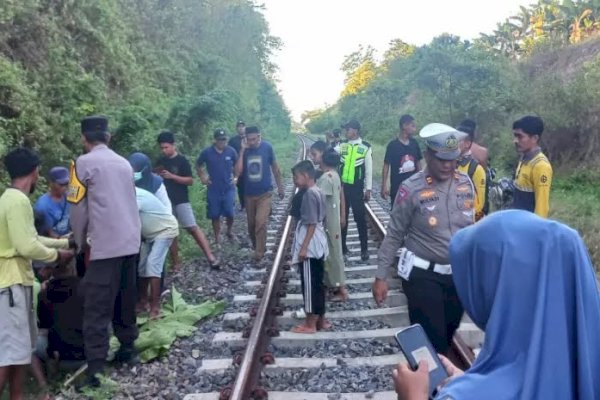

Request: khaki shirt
left=376, top=169, right=475, bottom=280
left=68, top=144, right=142, bottom=260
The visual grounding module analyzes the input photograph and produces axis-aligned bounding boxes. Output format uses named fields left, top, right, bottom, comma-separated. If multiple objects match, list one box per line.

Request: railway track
left=185, top=135, right=482, bottom=400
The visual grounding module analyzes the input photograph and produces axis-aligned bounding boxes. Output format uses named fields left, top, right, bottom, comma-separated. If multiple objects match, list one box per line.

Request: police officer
left=68, top=116, right=142, bottom=387
left=335, top=119, right=372, bottom=261
left=372, top=123, right=475, bottom=355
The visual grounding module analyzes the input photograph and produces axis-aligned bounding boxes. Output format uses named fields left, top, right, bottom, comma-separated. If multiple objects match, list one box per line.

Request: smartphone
left=395, top=324, right=448, bottom=398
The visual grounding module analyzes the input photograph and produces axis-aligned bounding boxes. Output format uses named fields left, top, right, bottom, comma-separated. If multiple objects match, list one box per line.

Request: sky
left=260, top=0, right=531, bottom=121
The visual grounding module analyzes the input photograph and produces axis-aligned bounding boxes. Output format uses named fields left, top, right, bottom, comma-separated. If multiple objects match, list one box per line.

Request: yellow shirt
left=513, top=149, right=553, bottom=218
left=0, top=189, right=68, bottom=288
left=457, top=158, right=486, bottom=221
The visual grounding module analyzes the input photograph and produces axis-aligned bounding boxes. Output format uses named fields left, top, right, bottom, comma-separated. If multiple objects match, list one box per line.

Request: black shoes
left=361, top=251, right=369, bottom=262
left=113, top=344, right=140, bottom=365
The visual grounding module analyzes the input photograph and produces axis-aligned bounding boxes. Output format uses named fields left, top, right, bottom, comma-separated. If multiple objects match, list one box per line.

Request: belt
left=413, top=255, right=452, bottom=275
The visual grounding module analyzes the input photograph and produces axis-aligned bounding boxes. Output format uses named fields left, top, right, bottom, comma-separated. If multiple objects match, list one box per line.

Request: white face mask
left=133, top=171, right=143, bottom=182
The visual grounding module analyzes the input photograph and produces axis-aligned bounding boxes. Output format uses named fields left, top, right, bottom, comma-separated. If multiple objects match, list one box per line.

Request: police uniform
left=512, top=148, right=552, bottom=218
left=335, top=121, right=372, bottom=259
left=377, top=124, right=474, bottom=354
left=68, top=116, right=142, bottom=378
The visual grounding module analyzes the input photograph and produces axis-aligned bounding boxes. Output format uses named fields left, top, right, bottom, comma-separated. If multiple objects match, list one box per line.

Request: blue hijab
left=438, top=210, right=600, bottom=400
left=128, top=152, right=163, bottom=194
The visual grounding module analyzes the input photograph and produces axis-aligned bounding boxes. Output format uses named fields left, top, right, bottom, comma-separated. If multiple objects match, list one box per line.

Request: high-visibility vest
left=339, top=140, right=371, bottom=185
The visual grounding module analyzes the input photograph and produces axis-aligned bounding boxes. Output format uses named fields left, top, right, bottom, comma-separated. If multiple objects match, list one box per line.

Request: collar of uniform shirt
left=91, top=144, right=109, bottom=152
left=347, top=138, right=363, bottom=145
left=521, top=147, right=541, bottom=162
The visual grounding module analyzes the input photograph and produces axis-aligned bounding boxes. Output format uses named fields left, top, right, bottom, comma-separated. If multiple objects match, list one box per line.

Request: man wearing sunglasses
left=197, top=129, right=239, bottom=246
left=34, top=167, right=71, bottom=238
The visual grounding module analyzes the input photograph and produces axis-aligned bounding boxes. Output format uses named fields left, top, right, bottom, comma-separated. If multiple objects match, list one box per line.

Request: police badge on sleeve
left=66, top=160, right=87, bottom=204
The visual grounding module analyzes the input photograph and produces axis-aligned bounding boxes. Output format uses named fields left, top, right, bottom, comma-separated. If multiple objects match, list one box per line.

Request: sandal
left=209, top=258, right=221, bottom=270
left=290, top=324, right=317, bottom=334
left=317, top=318, right=332, bottom=331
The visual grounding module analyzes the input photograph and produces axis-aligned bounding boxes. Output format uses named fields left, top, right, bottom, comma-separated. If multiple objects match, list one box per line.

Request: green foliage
left=80, top=375, right=119, bottom=400
left=0, top=0, right=290, bottom=189
left=110, top=287, right=225, bottom=363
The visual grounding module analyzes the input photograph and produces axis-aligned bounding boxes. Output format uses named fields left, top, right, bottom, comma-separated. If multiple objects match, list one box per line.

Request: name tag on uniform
left=396, top=248, right=415, bottom=280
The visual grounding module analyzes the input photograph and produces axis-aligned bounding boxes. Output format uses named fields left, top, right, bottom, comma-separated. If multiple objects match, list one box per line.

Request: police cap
left=420, top=123, right=467, bottom=160
left=81, top=115, right=109, bottom=134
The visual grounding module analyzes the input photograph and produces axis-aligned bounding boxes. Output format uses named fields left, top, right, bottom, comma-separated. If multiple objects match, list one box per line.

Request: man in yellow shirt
left=512, top=116, right=553, bottom=218
left=457, top=122, right=487, bottom=221
left=0, top=148, right=73, bottom=400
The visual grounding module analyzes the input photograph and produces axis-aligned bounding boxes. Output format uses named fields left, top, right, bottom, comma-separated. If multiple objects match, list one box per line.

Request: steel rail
left=229, top=135, right=310, bottom=400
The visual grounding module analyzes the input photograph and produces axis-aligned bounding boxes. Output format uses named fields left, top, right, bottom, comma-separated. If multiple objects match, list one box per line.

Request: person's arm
left=376, top=186, right=414, bottom=280
left=68, top=160, right=89, bottom=253
left=235, top=144, right=246, bottom=178
left=381, top=162, right=390, bottom=199
left=161, top=171, right=193, bottom=186
left=531, top=161, right=553, bottom=218
left=196, top=165, right=211, bottom=186
left=195, top=151, right=211, bottom=186
left=7, top=200, right=61, bottom=263
left=271, top=161, right=285, bottom=199
left=38, top=236, right=69, bottom=249
left=269, top=145, right=284, bottom=199
left=154, top=184, right=172, bottom=210
left=340, top=183, right=346, bottom=228
left=298, top=224, right=316, bottom=261
left=473, top=165, right=487, bottom=221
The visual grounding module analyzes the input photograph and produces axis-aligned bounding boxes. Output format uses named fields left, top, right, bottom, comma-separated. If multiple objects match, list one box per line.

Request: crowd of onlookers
left=1, top=113, right=600, bottom=400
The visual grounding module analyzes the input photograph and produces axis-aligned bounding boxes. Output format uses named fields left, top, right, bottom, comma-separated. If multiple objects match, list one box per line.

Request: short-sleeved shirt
left=243, top=141, right=276, bottom=197
left=34, top=194, right=71, bottom=236
left=196, top=146, right=238, bottom=193
left=291, top=186, right=328, bottom=263
left=156, top=154, right=193, bottom=206
left=384, top=137, right=423, bottom=193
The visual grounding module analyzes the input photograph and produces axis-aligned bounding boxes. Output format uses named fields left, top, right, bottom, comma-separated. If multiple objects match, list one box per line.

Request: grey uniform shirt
left=376, top=169, right=475, bottom=280
left=69, top=144, right=142, bottom=260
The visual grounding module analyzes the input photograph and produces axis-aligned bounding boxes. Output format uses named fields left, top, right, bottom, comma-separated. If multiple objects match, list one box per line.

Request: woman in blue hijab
left=393, top=210, right=600, bottom=399
left=128, top=152, right=171, bottom=210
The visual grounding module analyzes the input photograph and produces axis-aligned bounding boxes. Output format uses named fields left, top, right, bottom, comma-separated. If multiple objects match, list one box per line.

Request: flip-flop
left=291, top=325, right=317, bottom=334
left=317, top=320, right=332, bottom=331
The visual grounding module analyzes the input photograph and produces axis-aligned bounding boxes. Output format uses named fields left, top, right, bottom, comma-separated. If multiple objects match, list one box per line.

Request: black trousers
left=341, top=183, right=369, bottom=253
left=237, top=177, right=245, bottom=208
left=401, top=267, right=463, bottom=355
left=298, top=258, right=325, bottom=316
left=83, top=255, right=139, bottom=363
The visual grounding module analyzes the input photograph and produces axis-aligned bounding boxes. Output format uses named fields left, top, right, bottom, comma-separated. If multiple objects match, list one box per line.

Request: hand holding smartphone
left=395, top=324, right=448, bottom=398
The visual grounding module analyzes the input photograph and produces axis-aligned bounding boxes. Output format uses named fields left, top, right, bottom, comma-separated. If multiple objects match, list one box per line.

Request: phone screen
left=395, top=324, right=448, bottom=398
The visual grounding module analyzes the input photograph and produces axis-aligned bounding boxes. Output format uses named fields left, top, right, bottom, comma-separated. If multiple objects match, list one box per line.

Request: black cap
left=343, top=119, right=361, bottom=131
left=157, top=131, right=175, bottom=144
left=236, top=120, right=245, bottom=127
left=214, top=128, right=228, bottom=140
left=81, top=115, right=109, bottom=134
left=245, top=126, right=260, bottom=135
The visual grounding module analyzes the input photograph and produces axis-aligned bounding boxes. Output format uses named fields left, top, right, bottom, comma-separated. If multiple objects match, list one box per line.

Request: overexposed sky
left=260, top=0, right=531, bottom=121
